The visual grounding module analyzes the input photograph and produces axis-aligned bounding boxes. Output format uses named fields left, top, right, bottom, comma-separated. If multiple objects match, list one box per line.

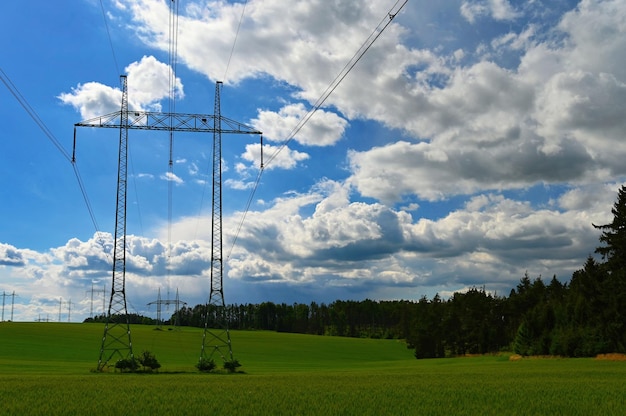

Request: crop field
left=1, top=323, right=625, bottom=415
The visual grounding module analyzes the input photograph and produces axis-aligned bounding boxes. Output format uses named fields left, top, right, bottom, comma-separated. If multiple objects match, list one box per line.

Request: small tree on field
left=223, top=359, right=242, bottom=373
left=137, top=350, right=161, bottom=372
left=196, top=357, right=216, bottom=372
left=115, top=357, right=139, bottom=372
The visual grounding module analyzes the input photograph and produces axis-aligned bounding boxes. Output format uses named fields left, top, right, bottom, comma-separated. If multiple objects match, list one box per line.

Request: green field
left=1, top=323, right=625, bottom=415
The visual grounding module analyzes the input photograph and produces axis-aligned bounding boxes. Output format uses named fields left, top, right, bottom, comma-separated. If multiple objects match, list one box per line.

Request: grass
left=1, top=322, right=626, bottom=415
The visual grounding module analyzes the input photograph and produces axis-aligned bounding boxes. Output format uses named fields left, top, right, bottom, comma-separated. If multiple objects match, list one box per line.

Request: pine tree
left=592, top=185, right=626, bottom=352
left=594, top=185, right=626, bottom=271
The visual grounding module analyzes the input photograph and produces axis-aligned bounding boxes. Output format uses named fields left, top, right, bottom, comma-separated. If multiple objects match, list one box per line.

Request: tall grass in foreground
left=1, top=323, right=625, bottom=415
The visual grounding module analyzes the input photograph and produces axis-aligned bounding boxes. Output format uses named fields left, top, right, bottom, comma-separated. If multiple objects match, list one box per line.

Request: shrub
left=137, top=350, right=161, bottom=372
left=223, top=359, right=242, bottom=373
left=196, top=357, right=216, bottom=372
left=115, top=357, right=139, bottom=372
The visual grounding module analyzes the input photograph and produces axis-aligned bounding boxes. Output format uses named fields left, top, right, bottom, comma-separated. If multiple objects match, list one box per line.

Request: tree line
left=90, top=187, right=626, bottom=358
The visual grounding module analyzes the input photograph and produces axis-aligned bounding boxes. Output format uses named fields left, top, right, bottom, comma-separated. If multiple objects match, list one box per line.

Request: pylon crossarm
left=76, top=111, right=261, bottom=135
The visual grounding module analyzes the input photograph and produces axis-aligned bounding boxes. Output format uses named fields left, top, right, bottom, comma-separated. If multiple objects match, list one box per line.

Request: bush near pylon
left=138, top=350, right=161, bottom=372
left=196, top=357, right=216, bottom=372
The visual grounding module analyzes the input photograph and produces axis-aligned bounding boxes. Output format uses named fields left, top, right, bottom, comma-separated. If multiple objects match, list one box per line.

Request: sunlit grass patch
left=1, top=323, right=626, bottom=415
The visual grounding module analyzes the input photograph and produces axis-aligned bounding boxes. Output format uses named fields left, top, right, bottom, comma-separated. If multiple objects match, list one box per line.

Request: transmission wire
left=98, top=0, right=121, bottom=76
left=264, top=0, right=408, bottom=167
left=98, top=0, right=147, bottom=255
left=194, top=0, right=252, bottom=259
left=222, top=0, right=249, bottom=83
left=0, top=67, right=103, bottom=244
left=225, top=0, right=408, bottom=260
left=166, top=0, right=181, bottom=289
left=1, top=68, right=72, bottom=163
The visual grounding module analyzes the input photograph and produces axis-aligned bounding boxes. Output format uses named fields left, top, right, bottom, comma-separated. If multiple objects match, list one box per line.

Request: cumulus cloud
left=0, top=231, right=217, bottom=321
left=241, top=142, right=309, bottom=170
left=97, top=0, right=626, bottom=204
left=42, top=232, right=213, bottom=283
left=59, top=55, right=182, bottom=119
left=204, top=179, right=612, bottom=297
left=0, top=243, right=26, bottom=266
left=91, top=1, right=625, bottom=288
left=126, top=55, right=184, bottom=106
left=341, top=0, right=626, bottom=204
left=251, top=103, right=348, bottom=147
left=160, top=171, right=184, bottom=184
left=461, top=0, right=520, bottom=23
left=57, top=82, right=122, bottom=121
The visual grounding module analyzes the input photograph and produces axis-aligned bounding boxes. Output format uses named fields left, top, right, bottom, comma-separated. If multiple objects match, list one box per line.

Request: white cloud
left=491, top=25, right=536, bottom=51
left=195, top=179, right=610, bottom=297
left=57, top=82, right=122, bottom=120
left=241, top=143, right=309, bottom=170
left=59, top=55, right=182, bottom=119
left=460, top=1, right=487, bottom=23
left=160, top=171, right=184, bottom=184
left=2, top=176, right=619, bottom=321
left=96, top=0, right=626, bottom=205
left=251, top=103, right=348, bottom=147
left=461, top=0, right=520, bottom=23
left=0, top=231, right=219, bottom=321
left=225, top=178, right=255, bottom=190
left=126, top=55, right=184, bottom=108
left=0, top=243, right=26, bottom=266
left=489, top=0, right=521, bottom=21
left=343, top=0, right=626, bottom=204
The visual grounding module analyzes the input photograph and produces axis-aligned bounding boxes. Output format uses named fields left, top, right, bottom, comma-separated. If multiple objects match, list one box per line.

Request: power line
left=167, top=0, right=181, bottom=282
left=222, top=0, right=250, bottom=83
left=264, top=0, right=408, bottom=168
left=98, top=0, right=121, bottom=76
left=0, top=67, right=104, bottom=237
left=1, top=67, right=72, bottom=163
left=226, top=0, right=408, bottom=259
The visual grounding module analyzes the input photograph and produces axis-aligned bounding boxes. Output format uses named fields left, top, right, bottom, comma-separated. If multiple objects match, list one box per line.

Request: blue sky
left=2, top=0, right=625, bottom=322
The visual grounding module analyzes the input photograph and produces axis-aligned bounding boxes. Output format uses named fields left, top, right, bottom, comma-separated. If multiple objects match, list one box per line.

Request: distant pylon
left=147, top=288, right=187, bottom=327
left=1, top=291, right=5, bottom=322
left=86, top=283, right=107, bottom=319
left=10, top=291, right=17, bottom=321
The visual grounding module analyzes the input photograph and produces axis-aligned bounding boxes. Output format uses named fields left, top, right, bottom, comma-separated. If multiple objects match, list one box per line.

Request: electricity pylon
left=200, top=82, right=235, bottom=366
left=1, top=291, right=17, bottom=322
left=74, top=76, right=261, bottom=371
left=147, top=288, right=187, bottom=327
left=86, top=283, right=106, bottom=319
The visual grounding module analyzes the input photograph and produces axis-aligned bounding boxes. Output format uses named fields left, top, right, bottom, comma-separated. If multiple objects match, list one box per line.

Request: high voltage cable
left=222, top=0, right=249, bottom=83
left=185, top=0, right=251, bottom=227
left=98, top=0, right=121, bottom=76
left=166, top=0, right=181, bottom=285
left=0, top=67, right=102, bottom=238
left=194, top=0, right=249, bottom=236
left=226, top=0, right=408, bottom=260
left=264, top=0, right=408, bottom=168
left=1, top=68, right=72, bottom=163
left=97, top=0, right=146, bottom=242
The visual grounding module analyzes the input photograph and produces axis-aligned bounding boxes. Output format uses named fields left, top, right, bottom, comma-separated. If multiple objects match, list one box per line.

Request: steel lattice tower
left=200, top=82, right=233, bottom=364
left=147, top=288, right=187, bottom=327
left=97, top=75, right=133, bottom=370
left=74, top=79, right=261, bottom=371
